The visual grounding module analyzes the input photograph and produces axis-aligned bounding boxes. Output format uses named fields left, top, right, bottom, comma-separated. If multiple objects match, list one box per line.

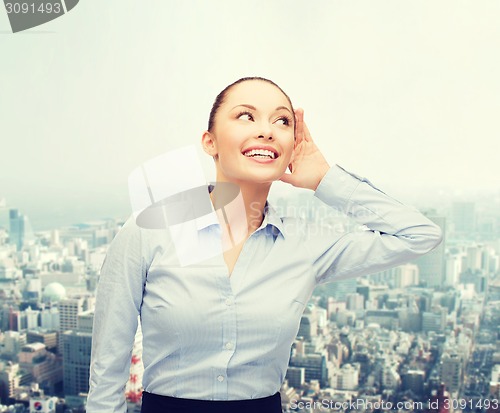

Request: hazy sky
left=1, top=1, right=499, bottom=229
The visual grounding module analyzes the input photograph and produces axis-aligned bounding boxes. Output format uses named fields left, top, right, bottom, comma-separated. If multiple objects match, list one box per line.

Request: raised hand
left=279, top=108, right=330, bottom=190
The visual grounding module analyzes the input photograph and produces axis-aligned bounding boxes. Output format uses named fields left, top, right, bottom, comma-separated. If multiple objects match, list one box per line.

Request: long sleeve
left=309, top=165, right=443, bottom=284
left=86, top=216, right=147, bottom=412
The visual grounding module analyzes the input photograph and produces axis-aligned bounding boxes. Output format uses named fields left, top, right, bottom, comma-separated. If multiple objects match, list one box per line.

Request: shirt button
left=224, top=297, right=233, bottom=306
left=217, top=375, right=224, bottom=382
left=225, top=342, right=234, bottom=350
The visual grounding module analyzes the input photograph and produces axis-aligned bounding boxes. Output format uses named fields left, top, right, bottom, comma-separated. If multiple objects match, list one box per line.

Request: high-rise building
left=0, top=362, right=21, bottom=404
left=422, top=307, right=447, bottom=333
left=452, top=202, right=475, bottom=234
left=25, top=306, right=40, bottom=330
left=2, top=331, right=27, bottom=357
left=394, top=264, right=419, bottom=288
left=62, top=312, right=94, bottom=396
left=58, top=295, right=94, bottom=354
left=346, top=293, right=364, bottom=312
left=285, top=367, right=306, bottom=389
left=415, top=214, right=446, bottom=287
left=439, top=353, right=462, bottom=393
left=402, top=369, right=425, bottom=395
left=59, top=296, right=94, bottom=332
left=9, top=208, right=34, bottom=251
left=445, top=254, right=462, bottom=286
left=297, top=305, right=318, bottom=340
left=465, top=246, right=483, bottom=272
left=40, top=307, right=60, bottom=331
left=289, top=352, right=328, bottom=387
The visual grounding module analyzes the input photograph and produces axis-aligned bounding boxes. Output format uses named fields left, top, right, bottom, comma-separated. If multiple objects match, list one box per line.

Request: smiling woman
left=202, top=78, right=298, bottom=187
left=86, top=76, right=443, bottom=413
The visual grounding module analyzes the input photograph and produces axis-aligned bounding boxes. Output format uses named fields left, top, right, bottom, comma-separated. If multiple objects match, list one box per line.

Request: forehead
left=223, top=80, right=292, bottom=111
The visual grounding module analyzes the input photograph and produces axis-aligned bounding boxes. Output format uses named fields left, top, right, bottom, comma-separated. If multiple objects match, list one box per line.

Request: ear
left=201, top=131, right=218, bottom=157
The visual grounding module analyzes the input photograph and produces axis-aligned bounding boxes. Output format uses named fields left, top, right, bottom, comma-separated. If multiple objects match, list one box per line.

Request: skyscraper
left=439, top=353, right=462, bottom=393
left=8, top=208, right=34, bottom=251
left=452, top=202, right=475, bottom=235
left=62, top=311, right=94, bottom=396
left=415, top=213, right=446, bottom=287
left=58, top=295, right=94, bottom=354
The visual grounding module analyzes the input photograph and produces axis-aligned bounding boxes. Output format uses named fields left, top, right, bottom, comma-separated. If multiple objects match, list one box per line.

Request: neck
left=210, top=178, right=271, bottom=243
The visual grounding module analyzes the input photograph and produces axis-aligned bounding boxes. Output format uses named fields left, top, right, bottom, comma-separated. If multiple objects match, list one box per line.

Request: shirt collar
left=261, top=202, right=285, bottom=238
left=195, top=185, right=285, bottom=238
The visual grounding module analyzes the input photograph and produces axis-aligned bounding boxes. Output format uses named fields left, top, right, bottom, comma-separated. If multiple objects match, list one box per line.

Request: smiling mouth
left=242, top=149, right=278, bottom=159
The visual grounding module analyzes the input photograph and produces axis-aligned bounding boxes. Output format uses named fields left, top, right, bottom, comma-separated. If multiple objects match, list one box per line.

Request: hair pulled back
left=207, top=77, right=294, bottom=133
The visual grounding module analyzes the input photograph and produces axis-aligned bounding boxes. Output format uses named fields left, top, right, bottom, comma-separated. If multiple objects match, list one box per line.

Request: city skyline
left=1, top=1, right=500, bottom=232
left=0, top=189, right=499, bottom=411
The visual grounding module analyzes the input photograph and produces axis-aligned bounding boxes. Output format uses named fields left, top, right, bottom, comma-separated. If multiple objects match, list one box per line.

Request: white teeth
left=243, top=149, right=276, bottom=159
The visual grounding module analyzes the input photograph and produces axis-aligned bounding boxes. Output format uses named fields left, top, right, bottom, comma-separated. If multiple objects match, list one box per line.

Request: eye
left=275, top=116, right=291, bottom=126
left=237, top=111, right=254, bottom=121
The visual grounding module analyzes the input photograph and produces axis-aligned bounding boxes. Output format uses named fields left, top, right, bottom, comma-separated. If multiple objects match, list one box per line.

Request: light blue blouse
left=86, top=165, right=442, bottom=412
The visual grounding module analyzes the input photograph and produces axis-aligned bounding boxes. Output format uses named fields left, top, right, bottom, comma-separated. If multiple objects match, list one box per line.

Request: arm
left=309, top=164, right=442, bottom=283
left=86, top=216, right=146, bottom=412
left=280, top=108, right=442, bottom=283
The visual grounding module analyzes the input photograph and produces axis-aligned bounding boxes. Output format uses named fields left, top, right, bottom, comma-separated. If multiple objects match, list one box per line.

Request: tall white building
left=445, top=254, right=462, bottom=286
left=439, top=353, right=462, bottom=393
left=394, top=264, right=419, bottom=288
left=2, top=331, right=27, bottom=357
left=0, top=362, right=21, bottom=403
left=25, top=306, right=40, bottom=330
left=41, top=307, right=60, bottom=331
left=57, top=295, right=94, bottom=354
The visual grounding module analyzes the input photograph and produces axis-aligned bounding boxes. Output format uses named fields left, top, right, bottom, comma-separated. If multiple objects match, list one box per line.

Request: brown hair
left=207, top=77, right=295, bottom=133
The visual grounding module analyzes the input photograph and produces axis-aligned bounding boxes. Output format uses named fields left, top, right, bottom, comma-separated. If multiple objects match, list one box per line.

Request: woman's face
left=203, top=80, right=295, bottom=185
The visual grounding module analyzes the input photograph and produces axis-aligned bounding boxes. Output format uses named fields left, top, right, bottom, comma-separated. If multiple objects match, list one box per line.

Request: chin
left=245, top=171, right=284, bottom=185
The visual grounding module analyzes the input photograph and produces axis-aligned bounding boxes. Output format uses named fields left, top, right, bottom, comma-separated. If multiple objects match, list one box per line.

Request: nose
left=257, top=122, right=273, bottom=140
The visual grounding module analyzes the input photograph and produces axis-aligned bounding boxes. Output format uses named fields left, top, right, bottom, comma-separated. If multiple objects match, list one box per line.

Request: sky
left=1, top=1, right=499, bottom=229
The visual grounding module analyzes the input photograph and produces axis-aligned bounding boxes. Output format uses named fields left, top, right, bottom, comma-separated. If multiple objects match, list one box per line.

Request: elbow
left=416, top=221, right=443, bottom=254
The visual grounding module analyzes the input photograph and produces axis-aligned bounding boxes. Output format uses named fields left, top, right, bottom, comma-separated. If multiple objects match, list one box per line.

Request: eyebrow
left=232, top=104, right=293, bottom=115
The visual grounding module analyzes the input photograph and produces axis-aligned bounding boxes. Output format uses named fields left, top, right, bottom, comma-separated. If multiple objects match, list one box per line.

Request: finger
left=294, top=108, right=304, bottom=146
left=302, top=118, right=313, bottom=143
left=288, top=150, right=295, bottom=173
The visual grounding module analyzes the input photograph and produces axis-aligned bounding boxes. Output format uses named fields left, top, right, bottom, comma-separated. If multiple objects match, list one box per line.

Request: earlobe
left=201, top=131, right=218, bottom=157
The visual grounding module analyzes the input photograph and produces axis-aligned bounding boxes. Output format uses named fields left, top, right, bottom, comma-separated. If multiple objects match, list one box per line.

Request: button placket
left=214, top=274, right=236, bottom=399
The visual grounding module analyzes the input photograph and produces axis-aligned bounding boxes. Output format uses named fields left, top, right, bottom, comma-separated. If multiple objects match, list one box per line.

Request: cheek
left=283, top=139, right=295, bottom=161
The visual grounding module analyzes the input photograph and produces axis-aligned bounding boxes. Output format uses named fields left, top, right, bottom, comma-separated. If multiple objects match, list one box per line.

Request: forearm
left=310, top=165, right=442, bottom=283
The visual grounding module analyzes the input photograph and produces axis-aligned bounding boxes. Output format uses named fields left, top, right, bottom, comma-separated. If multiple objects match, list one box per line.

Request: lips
left=242, top=145, right=279, bottom=159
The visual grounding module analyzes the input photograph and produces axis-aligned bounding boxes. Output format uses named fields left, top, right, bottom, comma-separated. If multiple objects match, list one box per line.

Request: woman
left=86, top=77, right=442, bottom=412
